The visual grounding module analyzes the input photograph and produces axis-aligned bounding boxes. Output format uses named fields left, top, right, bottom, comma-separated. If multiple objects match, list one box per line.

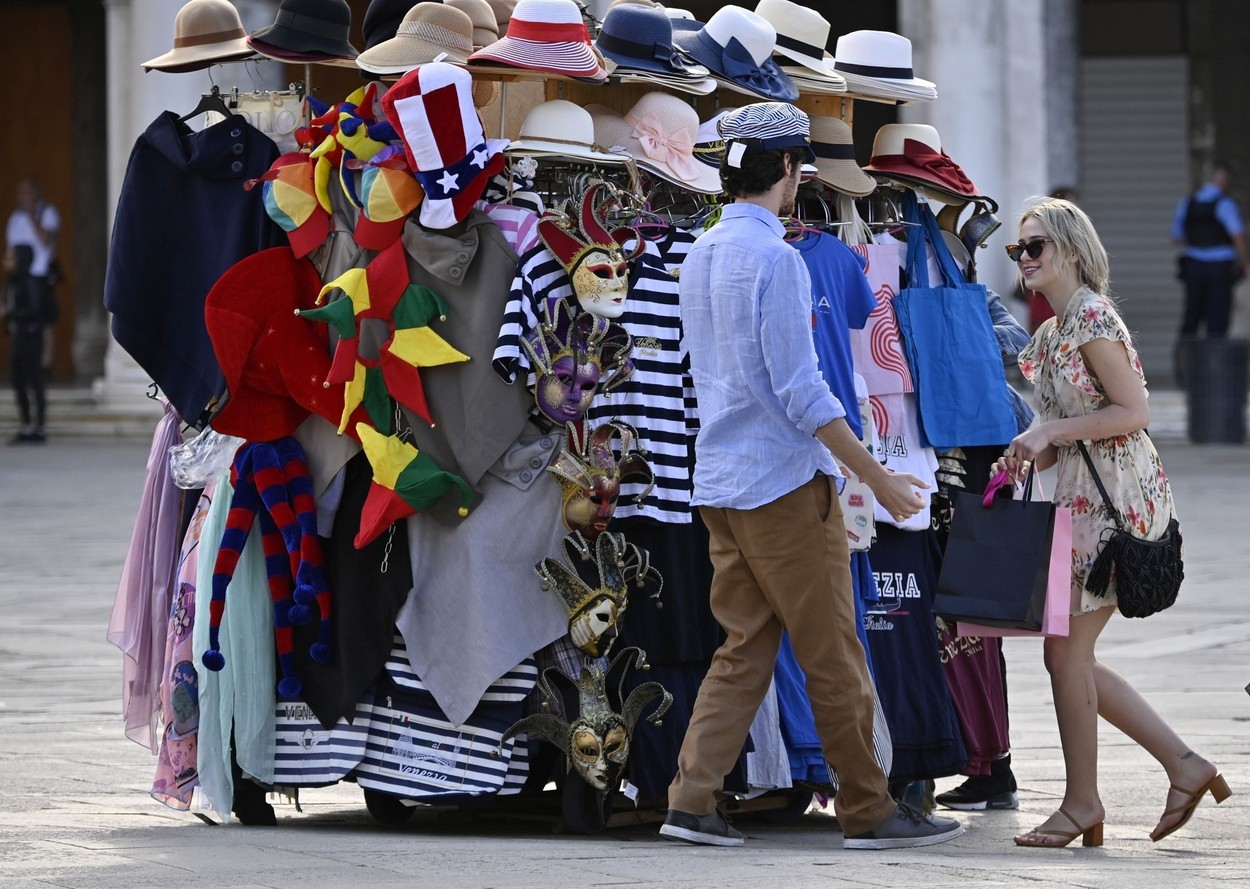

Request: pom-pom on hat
left=355, top=423, right=474, bottom=548
left=469, top=0, right=606, bottom=81
left=380, top=62, right=509, bottom=230
left=142, top=0, right=254, bottom=73
left=248, top=152, right=331, bottom=258
left=202, top=438, right=333, bottom=699
left=357, top=2, right=476, bottom=74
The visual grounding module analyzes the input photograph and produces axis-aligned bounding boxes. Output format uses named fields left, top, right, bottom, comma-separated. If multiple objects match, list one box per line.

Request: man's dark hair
left=720, top=147, right=806, bottom=198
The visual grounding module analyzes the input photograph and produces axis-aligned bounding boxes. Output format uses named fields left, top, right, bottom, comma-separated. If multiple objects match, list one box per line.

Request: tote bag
left=892, top=192, right=1017, bottom=448
left=933, top=469, right=1071, bottom=631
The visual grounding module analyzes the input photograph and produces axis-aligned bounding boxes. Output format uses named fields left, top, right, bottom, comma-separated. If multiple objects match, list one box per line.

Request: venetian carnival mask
left=536, top=530, right=663, bottom=658
left=522, top=300, right=634, bottom=426
left=498, top=646, right=672, bottom=790
left=538, top=181, right=643, bottom=319
left=547, top=420, right=655, bottom=539
left=570, top=247, right=630, bottom=318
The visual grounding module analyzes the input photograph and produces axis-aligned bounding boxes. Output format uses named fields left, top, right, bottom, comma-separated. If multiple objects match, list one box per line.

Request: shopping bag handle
left=981, top=464, right=1036, bottom=507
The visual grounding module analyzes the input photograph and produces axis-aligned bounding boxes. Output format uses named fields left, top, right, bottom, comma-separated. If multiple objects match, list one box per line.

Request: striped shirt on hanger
left=492, top=231, right=700, bottom=522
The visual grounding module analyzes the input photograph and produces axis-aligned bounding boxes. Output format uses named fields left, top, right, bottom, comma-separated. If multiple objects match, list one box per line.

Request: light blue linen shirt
left=681, top=202, right=844, bottom=509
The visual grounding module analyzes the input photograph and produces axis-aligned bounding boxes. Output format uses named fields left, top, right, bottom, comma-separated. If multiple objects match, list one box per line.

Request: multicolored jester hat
left=297, top=238, right=469, bottom=434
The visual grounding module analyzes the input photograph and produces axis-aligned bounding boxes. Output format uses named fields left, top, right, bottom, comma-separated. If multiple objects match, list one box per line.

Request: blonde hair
left=1017, top=197, right=1110, bottom=296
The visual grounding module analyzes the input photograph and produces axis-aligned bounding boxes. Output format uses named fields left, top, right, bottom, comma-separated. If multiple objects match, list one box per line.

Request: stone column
left=897, top=0, right=1051, bottom=300
left=1044, top=0, right=1080, bottom=193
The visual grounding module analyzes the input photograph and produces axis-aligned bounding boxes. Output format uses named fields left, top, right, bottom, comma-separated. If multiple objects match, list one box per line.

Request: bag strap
left=901, top=190, right=967, bottom=290
left=901, top=190, right=931, bottom=289
left=1075, top=440, right=1127, bottom=532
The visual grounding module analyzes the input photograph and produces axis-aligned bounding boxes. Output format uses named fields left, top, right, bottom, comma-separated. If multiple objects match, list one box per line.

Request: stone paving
left=0, top=392, right=1247, bottom=888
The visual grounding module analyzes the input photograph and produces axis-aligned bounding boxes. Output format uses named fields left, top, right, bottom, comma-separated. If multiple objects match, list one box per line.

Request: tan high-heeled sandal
left=1151, top=773, right=1232, bottom=842
left=1014, top=806, right=1104, bottom=848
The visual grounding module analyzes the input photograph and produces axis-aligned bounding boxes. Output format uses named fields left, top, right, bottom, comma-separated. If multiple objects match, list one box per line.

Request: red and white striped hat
left=469, top=0, right=605, bottom=80
left=380, top=62, right=509, bottom=230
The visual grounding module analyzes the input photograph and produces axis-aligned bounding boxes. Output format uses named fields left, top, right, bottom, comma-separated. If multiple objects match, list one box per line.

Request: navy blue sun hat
left=595, top=4, right=705, bottom=76
left=672, top=6, right=797, bottom=102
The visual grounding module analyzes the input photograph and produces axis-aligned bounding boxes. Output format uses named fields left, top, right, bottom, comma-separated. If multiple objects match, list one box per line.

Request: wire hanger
left=179, top=84, right=234, bottom=123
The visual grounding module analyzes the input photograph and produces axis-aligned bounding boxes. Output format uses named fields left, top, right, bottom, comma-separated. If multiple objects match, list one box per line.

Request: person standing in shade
left=658, top=102, right=963, bottom=851
left=1172, top=162, right=1247, bottom=338
left=4, top=177, right=59, bottom=443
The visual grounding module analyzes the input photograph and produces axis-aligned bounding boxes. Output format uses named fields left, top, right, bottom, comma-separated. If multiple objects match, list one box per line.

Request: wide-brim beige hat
left=591, top=93, right=722, bottom=195
left=142, top=0, right=253, bottom=72
left=446, top=0, right=500, bottom=49
left=809, top=116, right=875, bottom=197
left=358, top=3, right=475, bottom=74
left=508, top=99, right=630, bottom=164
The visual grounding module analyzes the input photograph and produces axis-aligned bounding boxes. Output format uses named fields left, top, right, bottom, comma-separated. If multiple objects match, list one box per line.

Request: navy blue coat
left=104, top=112, right=283, bottom=425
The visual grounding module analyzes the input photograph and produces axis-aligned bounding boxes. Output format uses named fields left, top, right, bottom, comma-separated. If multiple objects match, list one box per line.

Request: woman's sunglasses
left=1004, top=238, right=1052, bottom=262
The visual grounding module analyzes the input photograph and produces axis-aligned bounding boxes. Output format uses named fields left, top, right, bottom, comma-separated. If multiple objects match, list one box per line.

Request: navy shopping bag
left=932, top=470, right=1061, bottom=631
left=892, top=191, right=1018, bottom=448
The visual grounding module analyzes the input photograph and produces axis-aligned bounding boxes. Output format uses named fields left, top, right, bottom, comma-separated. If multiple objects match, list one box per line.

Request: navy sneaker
left=934, top=782, right=1019, bottom=811
left=843, top=803, right=964, bottom=850
left=659, top=808, right=745, bottom=846
left=935, top=754, right=1019, bottom=811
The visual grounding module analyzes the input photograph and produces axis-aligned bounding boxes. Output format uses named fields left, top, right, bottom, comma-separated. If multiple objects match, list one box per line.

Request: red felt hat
left=206, top=247, right=370, bottom=441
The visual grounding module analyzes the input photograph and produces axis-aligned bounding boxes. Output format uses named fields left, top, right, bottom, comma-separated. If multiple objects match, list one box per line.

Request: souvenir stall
left=107, top=0, right=1019, bottom=834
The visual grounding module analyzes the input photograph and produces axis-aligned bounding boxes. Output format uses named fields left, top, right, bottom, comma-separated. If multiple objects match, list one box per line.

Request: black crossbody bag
left=1076, top=441, right=1183, bottom=618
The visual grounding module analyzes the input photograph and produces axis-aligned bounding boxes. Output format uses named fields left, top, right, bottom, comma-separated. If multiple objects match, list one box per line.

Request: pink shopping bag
left=957, top=476, right=1072, bottom=638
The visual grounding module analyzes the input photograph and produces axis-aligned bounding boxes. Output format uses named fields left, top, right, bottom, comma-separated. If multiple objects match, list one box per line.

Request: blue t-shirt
left=792, top=232, right=877, bottom=438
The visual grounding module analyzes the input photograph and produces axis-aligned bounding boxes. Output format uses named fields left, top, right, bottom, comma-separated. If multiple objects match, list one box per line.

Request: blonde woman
left=993, top=198, right=1229, bottom=847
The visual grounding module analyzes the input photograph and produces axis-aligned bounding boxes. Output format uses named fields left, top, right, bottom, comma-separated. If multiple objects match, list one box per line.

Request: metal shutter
left=1080, top=56, right=1189, bottom=385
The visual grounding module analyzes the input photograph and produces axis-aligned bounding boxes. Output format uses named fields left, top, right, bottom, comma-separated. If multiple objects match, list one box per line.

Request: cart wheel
left=363, top=788, right=416, bottom=826
left=759, top=790, right=814, bottom=824
left=560, top=769, right=612, bottom=835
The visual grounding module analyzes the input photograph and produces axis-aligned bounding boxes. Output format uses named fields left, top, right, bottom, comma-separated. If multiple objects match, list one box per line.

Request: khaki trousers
left=668, top=474, right=896, bottom=836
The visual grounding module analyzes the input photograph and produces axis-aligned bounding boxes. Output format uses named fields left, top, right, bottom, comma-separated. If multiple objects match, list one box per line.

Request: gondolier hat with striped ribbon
left=716, top=101, right=815, bottom=169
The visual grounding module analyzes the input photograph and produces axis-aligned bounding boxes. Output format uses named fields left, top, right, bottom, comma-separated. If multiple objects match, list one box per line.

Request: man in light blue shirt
left=1171, top=162, right=1248, bottom=337
left=659, top=103, right=961, bottom=852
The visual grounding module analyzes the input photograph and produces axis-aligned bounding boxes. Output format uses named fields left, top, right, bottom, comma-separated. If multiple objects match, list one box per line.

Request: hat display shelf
left=122, top=0, right=948, bottom=840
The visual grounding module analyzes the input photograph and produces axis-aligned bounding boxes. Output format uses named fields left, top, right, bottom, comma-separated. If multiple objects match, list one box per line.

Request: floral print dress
left=1018, top=287, right=1178, bottom=614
